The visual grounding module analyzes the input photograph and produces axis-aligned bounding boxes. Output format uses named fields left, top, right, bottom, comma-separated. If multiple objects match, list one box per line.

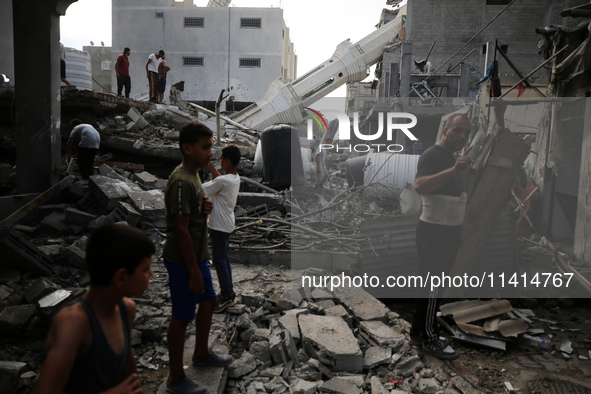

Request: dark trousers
left=410, top=221, right=461, bottom=343
left=77, top=147, right=98, bottom=179
left=117, top=75, right=131, bottom=98
left=209, top=229, right=234, bottom=298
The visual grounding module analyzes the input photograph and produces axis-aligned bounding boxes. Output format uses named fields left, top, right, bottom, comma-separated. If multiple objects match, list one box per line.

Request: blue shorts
left=164, top=259, right=217, bottom=322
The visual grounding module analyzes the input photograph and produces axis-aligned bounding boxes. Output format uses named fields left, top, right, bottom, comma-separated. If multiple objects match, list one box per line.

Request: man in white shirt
left=203, top=146, right=241, bottom=312
left=146, top=50, right=164, bottom=103
left=67, top=119, right=101, bottom=179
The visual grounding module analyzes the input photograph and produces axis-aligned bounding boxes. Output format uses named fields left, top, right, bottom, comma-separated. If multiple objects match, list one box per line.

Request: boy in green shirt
left=162, top=122, right=233, bottom=394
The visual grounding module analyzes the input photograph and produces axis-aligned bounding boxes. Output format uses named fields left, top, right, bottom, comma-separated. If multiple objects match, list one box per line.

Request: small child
left=203, top=146, right=241, bottom=312
left=34, top=223, right=155, bottom=394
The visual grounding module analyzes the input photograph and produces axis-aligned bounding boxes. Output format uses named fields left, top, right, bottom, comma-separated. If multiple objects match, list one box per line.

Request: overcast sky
left=60, top=0, right=400, bottom=95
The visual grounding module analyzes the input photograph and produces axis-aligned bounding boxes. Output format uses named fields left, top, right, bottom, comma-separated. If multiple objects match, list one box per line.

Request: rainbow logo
left=304, top=107, right=328, bottom=134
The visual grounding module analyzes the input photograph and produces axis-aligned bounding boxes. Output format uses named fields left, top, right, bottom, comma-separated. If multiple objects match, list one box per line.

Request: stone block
left=38, top=289, right=72, bottom=308
left=108, top=201, right=142, bottom=227
left=359, top=320, right=404, bottom=350
left=333, top=287, right=390, bottom=323
left=89, top=175, right=142, bottom=210
left=127, top=190, right=165, bottom=228
left=394, top=355, right=423, bottom=377
left=0, top=361, right=27, bottom=393
left=325, top=305, right=353, bottom=328
left=133, top=171, right=159, bottom=189
left=278, top=309, right=306, bottom=345
left=370, top=376, right=389, bottom=394
left=308, top=358, right=334, bottom=379
left=127, top=107, right=149, bottom=130
left=0, top=305, right=36, bottom=336
left=242, top=293, right=265, bottom=308
left=24, top=278, right=60, bottom=303
left=298, top=314, right=363, bottom=373
left=228, top=352, right=257, bottom=379
left=418, top=378, right=440, bottom=393
left=320, top=377, right=362, bottom=394
left=364, top=347, right=392, bottom=369
left=0, top=285, right=13, bottom=301
left=249, top=341, right=272, bottom=363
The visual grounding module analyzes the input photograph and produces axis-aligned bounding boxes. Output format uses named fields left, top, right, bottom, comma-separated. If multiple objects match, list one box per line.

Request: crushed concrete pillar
left=298, top=314, right=363, bottom=373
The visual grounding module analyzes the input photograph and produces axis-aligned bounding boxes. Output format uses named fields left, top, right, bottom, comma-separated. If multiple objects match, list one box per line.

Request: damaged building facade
left=112, top=0, right=297, bottom=108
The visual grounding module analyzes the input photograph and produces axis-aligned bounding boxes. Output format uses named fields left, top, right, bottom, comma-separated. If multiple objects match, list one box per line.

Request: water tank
left=260, top=124, right=305, bottom=189
left=62, top=47, right=92, bottom=91
left=363, top=153, right=420, bottom=199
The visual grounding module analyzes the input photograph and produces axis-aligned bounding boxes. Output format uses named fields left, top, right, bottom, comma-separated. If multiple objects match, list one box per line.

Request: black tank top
left=64, top=298, right=131, bottom=394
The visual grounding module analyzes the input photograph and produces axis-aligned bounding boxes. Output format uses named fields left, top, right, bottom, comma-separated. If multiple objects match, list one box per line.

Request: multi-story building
left=112, top=0, right=296, bottom=109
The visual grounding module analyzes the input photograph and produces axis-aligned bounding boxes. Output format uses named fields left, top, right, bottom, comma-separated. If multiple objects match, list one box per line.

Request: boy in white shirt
left=203, top=146, right=241, bottom=312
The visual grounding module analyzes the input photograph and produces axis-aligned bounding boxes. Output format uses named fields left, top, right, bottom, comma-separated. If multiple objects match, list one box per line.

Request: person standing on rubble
left=67, top=119, right=101, bottom=180
left=33, top=223, right=154, bottom=394
left=158, top=54, right=171, bottom=104
left=203, top=145, right=241, bottom=313
left=410, top=113, right=472, bottom=360
left=116, top=47, right=131, bottom=98
left=60, top=42, right=72, bottom=87
left=162, top=122, right=234, bottom=394
left=146, top=49, right=164, bottom=103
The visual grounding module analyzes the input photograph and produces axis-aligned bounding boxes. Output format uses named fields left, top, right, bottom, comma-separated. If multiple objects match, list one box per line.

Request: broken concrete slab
left=278, top=309, right=306, bottom=344
left=89, top=174, right=143, bottom=210
left=290, top=378, right=318, bottom=394
left=0, top=360, right=27, bottom=393
left=363, top=347, right=392, bottom=369
left=0, top=305, right=36, bottom=336
left=394, top=355, right=423, bottom=377
left=228, top=351, right=257, bottom=379
left=127, top=107, right=149, bottom=130
left=298, top=314, right=363, bottom=373
left=127, top=190, right=165, bottom=228
left=133, top=171, right=160, bottom=189
left=333, top=287, right=390, bottom=323
left=418, top=377, right=441, bottom=393
left=24, top=278, right=60, bottom=304
left=320, top=377, right=362, bottom=394
left=359, top=320, right=404, bottom=349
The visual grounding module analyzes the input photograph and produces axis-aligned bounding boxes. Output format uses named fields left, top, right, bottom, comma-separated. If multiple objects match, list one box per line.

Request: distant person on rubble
left=410, top=113, right=472, bottom=360
left=33, top=223, right=154, bottom=394
left=67, top=119, right=101, bottom=180
left=158, top=54, right=171, bottom=104
left=146, top=49, right=164, bottom=103
left=116, top=47, right=131, bottom=98
left=203, top=145, right=241, bottom=313
left=162, top=122, right=234, bottom=394
left=60, top=42, right=72, bottom=86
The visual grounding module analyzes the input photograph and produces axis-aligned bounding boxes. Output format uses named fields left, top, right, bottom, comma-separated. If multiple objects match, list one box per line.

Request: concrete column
left=459, top=62, right=470, bottom=97
left=574, top=99, right=591, bottom=263
left=12, top=0, right=77, bottom=193
left=400, top=43, right=412, bottom=98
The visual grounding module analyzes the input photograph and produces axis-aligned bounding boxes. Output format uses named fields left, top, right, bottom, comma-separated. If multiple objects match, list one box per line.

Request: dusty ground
left=4, top=263, right=591, bottom=393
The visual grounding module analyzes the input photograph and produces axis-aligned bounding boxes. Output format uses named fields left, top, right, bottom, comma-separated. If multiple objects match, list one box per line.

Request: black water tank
left=260, top=124, right=305, bottom=189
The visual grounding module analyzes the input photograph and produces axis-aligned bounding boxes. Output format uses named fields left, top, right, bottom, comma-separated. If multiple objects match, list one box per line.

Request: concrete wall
left=1, top=1, right=15, bottom=85
left=112, top=1, right=296, bottom=106
left=84, top=46, right=113, bottom=94
left=406, top=0, right=587, bottom=81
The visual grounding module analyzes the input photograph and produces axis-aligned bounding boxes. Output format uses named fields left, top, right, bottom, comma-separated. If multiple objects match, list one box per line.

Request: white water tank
left=62, top=47, right=92, bottom=90
left=363, top=153, right=421, bottom=199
